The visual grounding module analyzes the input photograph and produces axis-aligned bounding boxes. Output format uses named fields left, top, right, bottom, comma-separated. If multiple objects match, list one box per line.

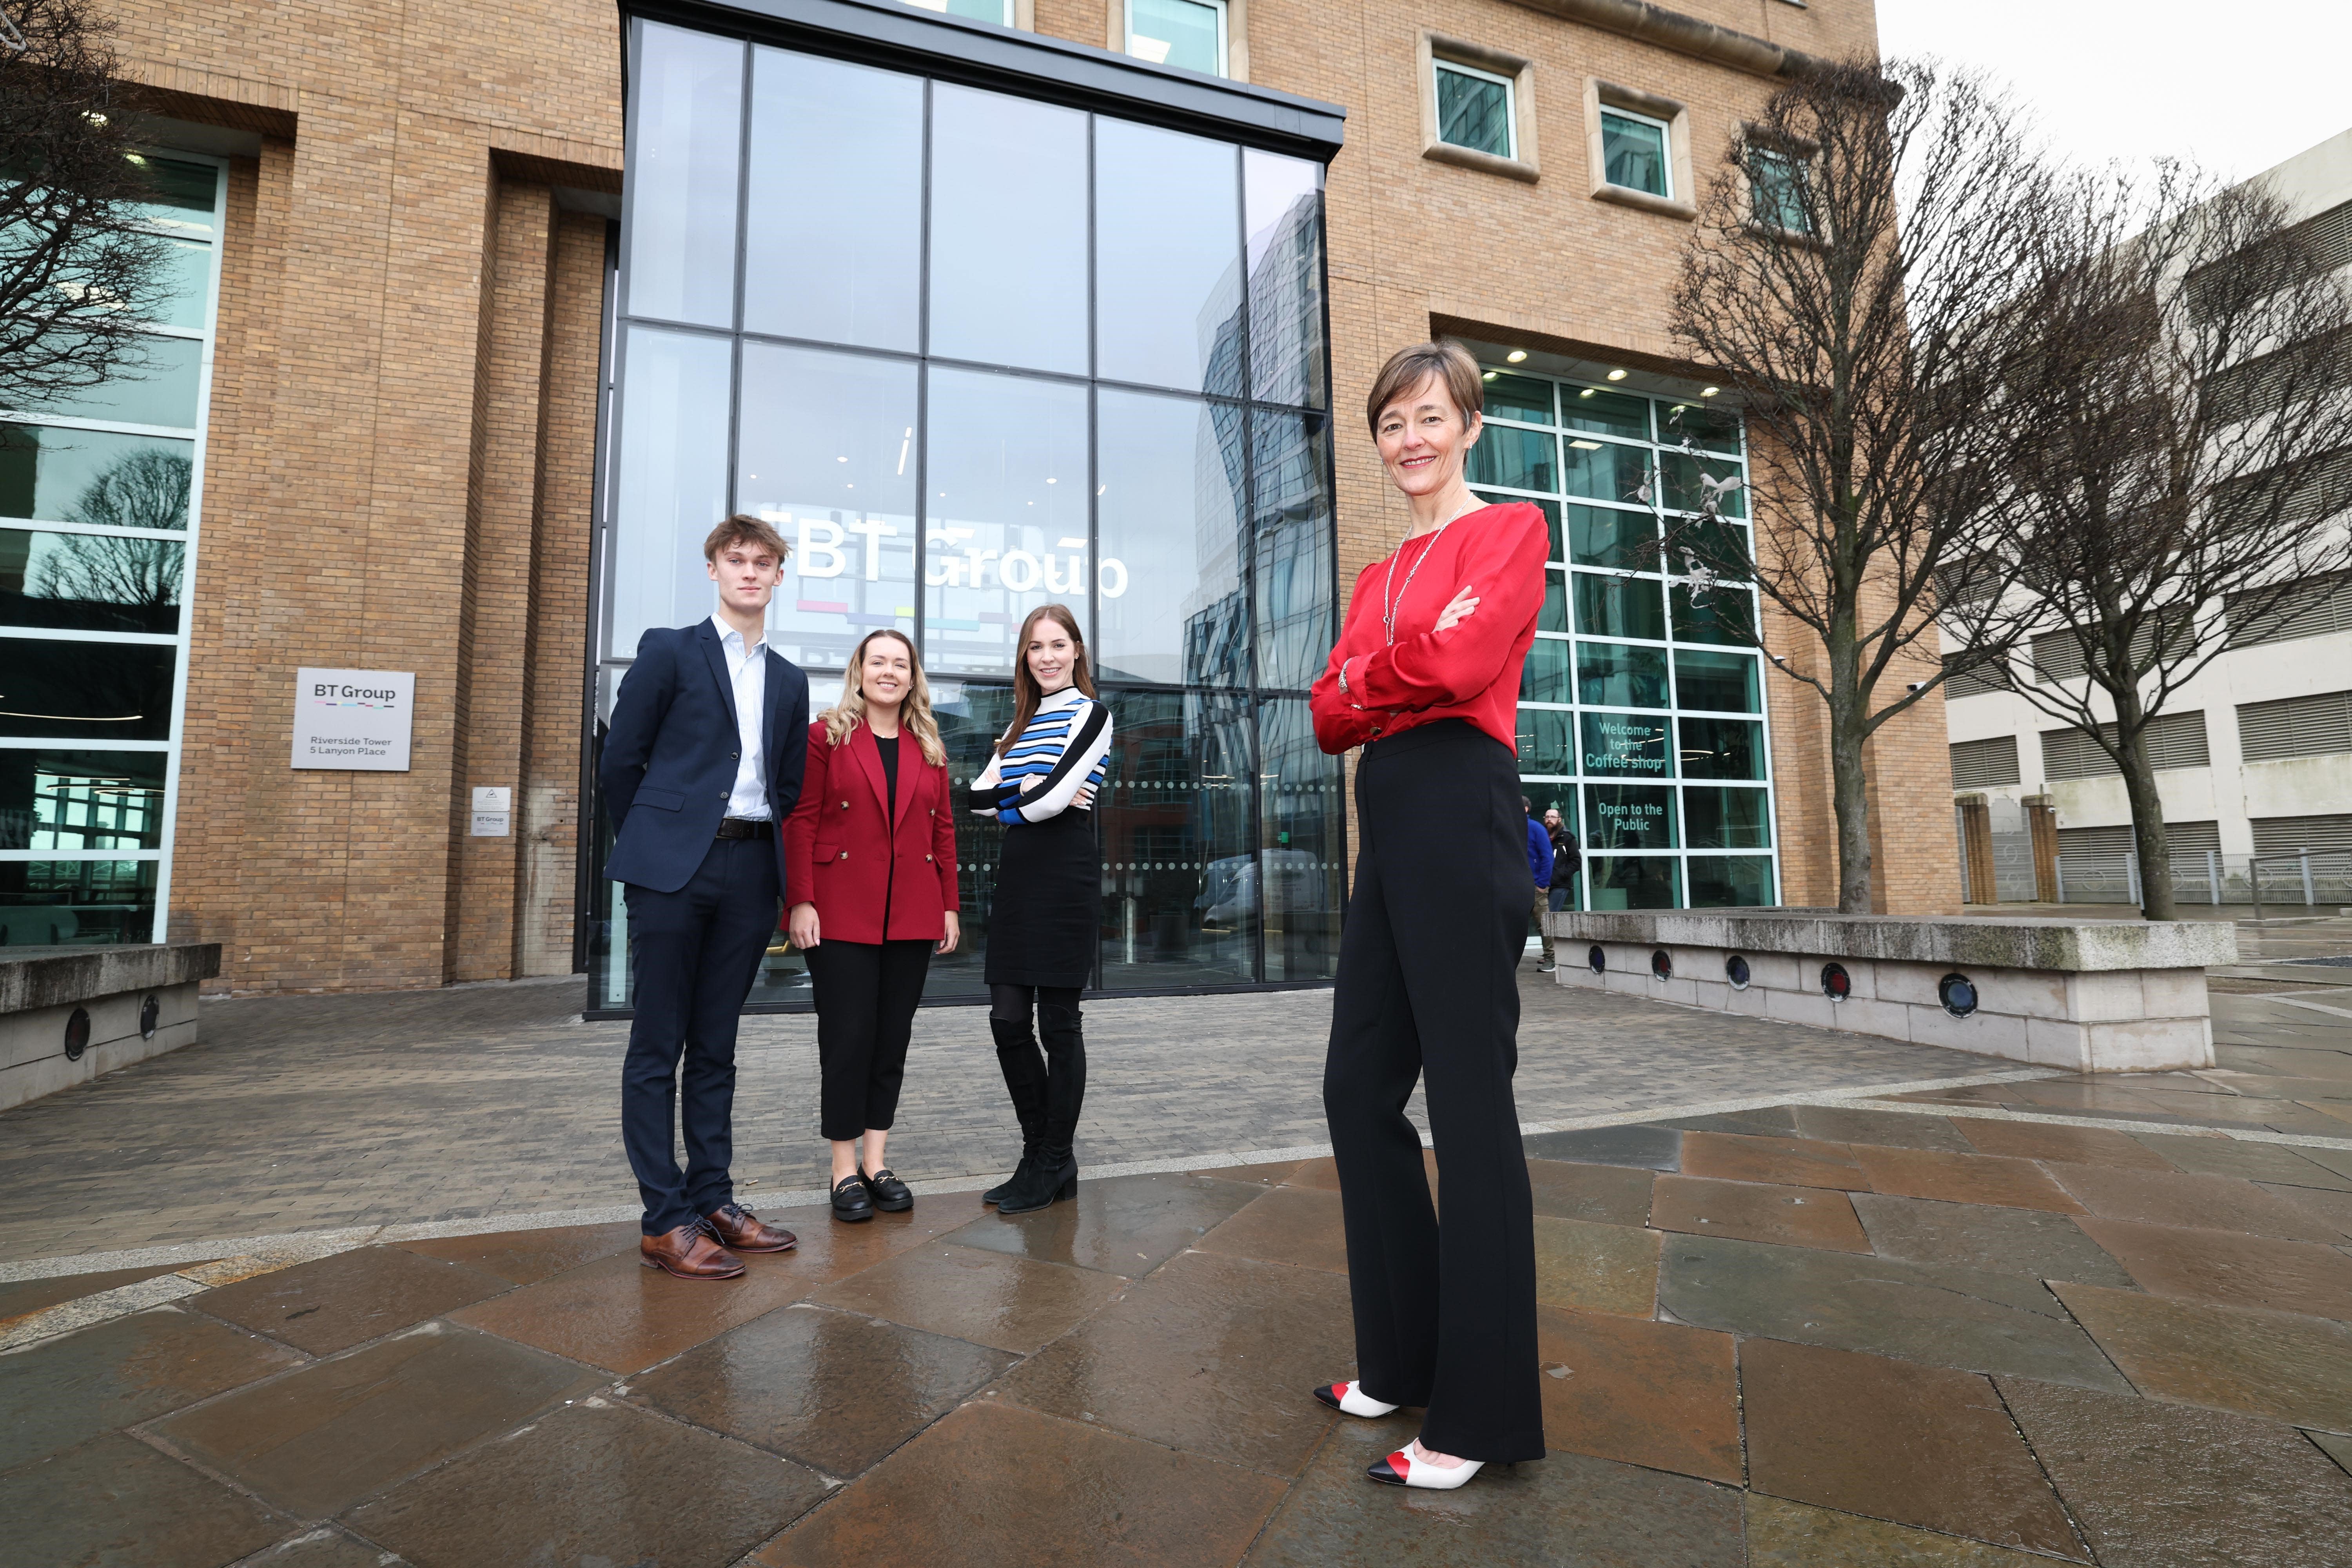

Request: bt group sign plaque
left=291, top=668, right=415, bottom=771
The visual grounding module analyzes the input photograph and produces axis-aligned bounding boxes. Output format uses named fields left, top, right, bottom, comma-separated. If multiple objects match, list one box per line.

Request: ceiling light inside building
left=1506, top=349, right=1527, bottom=363
left=1701, top=386, right=1719, bottom=397
left=1578, top=388, right=1596, bottom=399
left=1570, top=439, right=1603, bottom=451
left=1606, top=368, right=1628, bottom=381
left=1483, top=371, right=1497, bottom=381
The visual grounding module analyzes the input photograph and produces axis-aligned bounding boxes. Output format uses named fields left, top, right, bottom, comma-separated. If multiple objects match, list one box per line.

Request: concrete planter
left=1, top=944, right=222, bottom=1110
left=1545, top=911, right=2239, bottom=1073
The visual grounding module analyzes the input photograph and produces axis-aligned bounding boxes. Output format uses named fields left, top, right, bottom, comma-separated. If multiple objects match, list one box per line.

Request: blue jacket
left=600, top=621, right=811, bottom=896
left=1526, top=816, right=1555, bottom=889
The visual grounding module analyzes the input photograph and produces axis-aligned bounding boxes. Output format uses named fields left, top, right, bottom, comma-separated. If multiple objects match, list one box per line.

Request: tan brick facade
left=134, top=0, right=1949, bottom=995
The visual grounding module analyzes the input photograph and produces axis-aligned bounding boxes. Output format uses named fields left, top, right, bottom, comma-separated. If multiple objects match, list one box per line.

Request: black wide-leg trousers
left=1323, top=719, right=1544, bottom=1462
left=806, top=937, right=932, bottom=1142
left=621, top=836, right=779, bottom=1236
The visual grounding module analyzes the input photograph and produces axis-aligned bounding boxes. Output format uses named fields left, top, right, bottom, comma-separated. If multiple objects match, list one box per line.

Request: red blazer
left=784, top=719, right=960, bottom=944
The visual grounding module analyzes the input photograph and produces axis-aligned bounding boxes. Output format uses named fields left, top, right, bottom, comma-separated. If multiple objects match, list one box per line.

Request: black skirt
left=984, top=808, right=1101, bottom=988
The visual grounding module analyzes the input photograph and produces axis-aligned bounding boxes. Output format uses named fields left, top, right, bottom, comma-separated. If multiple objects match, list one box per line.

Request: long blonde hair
left=822, top=629, right=947, bottom=766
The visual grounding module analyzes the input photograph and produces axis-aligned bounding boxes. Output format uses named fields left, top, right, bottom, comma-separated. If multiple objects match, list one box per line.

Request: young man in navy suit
left=601, top=515, right=812, bottom=1279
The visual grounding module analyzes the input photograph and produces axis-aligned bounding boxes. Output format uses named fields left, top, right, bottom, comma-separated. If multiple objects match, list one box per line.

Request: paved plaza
left=6, top=949, right=2352, bottom=1564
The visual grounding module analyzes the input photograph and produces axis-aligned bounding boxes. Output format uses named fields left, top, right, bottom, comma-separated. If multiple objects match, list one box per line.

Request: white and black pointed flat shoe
left=1310, top=1380, right=1399, bottom=1418
left=1366, top=1444, right=1485, bottom=1490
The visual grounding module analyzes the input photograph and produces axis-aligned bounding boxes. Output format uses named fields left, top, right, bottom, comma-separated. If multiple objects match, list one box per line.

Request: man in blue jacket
left=1523, top=796, right=1554, bottom=972
left=601, top=515, right=811, bottom=1279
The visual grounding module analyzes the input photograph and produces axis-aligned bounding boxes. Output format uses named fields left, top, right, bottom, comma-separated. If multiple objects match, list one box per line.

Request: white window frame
left=0, top=146, right=229, bottom=945
left=1433, top=58, right=1518, bottom=162
left=1123, top=0, right=1229, bottom=78
left=1417, top=34, right=1538, bottom=183
left=904, top=0, right=1017, bottom=24
left=1598, top=104, right=1673, bottom=201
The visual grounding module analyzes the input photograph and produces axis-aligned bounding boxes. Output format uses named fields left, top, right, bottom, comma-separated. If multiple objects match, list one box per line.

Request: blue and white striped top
left=968, top=685, right=1112, bottom=826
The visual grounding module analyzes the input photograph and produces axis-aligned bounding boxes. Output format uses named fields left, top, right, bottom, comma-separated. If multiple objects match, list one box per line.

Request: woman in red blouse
left=1306, top=341, right=1550, bottom=1490
left=785, top=630, right=960, bottom=1223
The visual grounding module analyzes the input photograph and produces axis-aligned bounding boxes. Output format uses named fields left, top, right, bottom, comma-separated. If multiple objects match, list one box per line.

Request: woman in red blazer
left=785, top=629, right=959, bottom=1223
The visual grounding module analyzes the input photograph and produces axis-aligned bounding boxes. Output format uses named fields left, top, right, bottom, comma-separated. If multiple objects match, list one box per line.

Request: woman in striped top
left=967, top=603, right=1113, bottom=1214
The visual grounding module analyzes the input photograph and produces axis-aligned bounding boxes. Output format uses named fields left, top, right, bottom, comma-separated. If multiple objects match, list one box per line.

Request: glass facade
left=1, top=153, right=225, bottom=947
left=593, top=20, right=1340, bottom=1008
left=1470, top=367, right=1780, bottom=910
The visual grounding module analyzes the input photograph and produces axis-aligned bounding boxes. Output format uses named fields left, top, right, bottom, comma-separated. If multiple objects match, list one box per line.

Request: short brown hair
left=1365, top=340, right=1484, bottom=435
left=704, top=513, right=791, bottom=564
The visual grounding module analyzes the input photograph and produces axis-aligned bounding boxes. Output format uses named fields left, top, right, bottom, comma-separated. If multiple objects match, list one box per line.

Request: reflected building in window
left=591, top=17, right=1344, bottom=1007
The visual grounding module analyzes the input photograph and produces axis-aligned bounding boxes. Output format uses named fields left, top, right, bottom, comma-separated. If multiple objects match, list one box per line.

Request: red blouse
left=1309, top=502, right=1550, bottom=755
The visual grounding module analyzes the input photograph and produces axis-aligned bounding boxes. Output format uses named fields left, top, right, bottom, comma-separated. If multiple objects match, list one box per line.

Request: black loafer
left=861, top=1167, right=913, bottom=1212
left=831, top=1174, right=874, bottom=1223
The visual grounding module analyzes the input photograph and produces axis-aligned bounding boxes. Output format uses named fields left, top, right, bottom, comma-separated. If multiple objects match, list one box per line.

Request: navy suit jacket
left=600, top=620, right=811, bottom=897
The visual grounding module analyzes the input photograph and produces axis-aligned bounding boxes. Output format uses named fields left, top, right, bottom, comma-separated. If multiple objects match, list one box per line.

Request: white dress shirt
left=714, top=615, right=771, bottom=820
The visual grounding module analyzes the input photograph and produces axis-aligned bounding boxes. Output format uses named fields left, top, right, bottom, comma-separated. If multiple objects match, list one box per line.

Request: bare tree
left=61, top=445, right=189, bottom=530
left=1976, top=165, right=2352, bottom=920
left=0, top=0, right=174, bottom=407
left=1667, top=58, right=2057, bottom=913
left=28, top=527, right=183, bottom=615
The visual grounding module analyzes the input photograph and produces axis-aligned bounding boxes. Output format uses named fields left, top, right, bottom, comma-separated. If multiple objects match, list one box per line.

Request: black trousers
left=1323, top=719, right=1544, bottom=1462
left=621, top=836, right=779, bottom=1236
left=806, top=938, right=932, bottom=1142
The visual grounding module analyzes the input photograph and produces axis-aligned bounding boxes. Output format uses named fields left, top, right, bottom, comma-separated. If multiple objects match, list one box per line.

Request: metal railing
left=2048, top=848, right=2352, bottom=913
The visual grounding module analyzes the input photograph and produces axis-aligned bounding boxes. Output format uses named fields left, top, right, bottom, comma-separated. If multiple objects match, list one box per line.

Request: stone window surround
left=1584, top=78, right=1695, bottom=220
left=1738, top=125, right=1828, bottom=247
left=1418, top=32, right=1539, bottom=184
left=1106, top=0, right=1249, bottom=84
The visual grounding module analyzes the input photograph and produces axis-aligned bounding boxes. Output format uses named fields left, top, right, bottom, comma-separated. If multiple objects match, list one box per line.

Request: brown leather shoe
left=704, top=1201, right=797, bottom=1254
left=639, top=1223, right=744, bottom=1280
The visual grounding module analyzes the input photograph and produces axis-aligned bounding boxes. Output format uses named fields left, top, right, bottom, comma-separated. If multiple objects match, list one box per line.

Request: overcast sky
left=1873, top=0, right=2348, bottom=183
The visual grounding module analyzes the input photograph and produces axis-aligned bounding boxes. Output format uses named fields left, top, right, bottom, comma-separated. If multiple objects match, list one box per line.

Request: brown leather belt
left=715, top=818, right=775, bottom=841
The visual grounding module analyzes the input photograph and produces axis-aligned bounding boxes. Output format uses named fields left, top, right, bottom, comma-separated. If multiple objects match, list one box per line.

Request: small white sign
left=470, top=786, right=512, bottom=837
left=292, top=668, right=415, bottom=771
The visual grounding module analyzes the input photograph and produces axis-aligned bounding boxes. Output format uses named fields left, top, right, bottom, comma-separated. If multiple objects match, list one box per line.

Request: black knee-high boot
left=985, top=1014, right=1049, bottom=1206
left=1000, top=998, right=1083, bottom=1214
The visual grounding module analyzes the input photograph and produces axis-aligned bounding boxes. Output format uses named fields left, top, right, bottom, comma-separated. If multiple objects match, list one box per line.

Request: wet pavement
left=6, top=979, right=2352, bottom=1564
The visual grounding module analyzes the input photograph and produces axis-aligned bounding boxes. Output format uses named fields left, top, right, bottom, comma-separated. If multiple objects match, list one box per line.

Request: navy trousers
left=1324, top=720, right=1544, bottom=1463
left=621, top=835, right=779, bottom=1236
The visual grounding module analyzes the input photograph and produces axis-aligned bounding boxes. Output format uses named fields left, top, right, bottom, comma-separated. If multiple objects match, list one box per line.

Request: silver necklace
left=1380, top=498, right=1483, bottom=645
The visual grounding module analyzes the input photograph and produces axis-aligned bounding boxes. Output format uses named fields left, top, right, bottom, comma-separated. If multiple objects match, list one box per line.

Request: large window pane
left=606, top=326, right=733, bottom=657
left=22, top=334, right=202, bottom=429
left=1601, top=110, right=1668, bottom=197
left=129, top=157, right=220, bottom=240
left=624, top=23, right=743, bottom=327
left=922, top=681, right=1018, bottom=1000
left=0, top=858, right=158, bottom=946
left=1563, top=387, right=1648, bottom=441
left=1683, top=786, right=1771, bottom=848
left=152, top=240, right=215, bottom=331
left=744, top=49, right=922, bottom=351
left=1252, top=410, right=1334, bottom=691
left=1100, top=688, right=1254, bottom=988
left=1586, top=784, right=1676, bottom=849
left=1521, top=637, right=1570, bottom=704
left=923, top=367, right=1091, bottom=676
left=1537, top=570, right=1568, bottom=633
left=1128, top=0, right=1223, bottom=75
left=1435, top=64, right=1511, bottom=157
left=0, top=637, right=175, bottom=740
left=1580, top=711, right=1671, bottom=778
left=929, top=85, right=1087, bottom=374
left=1659, top=400, right=1742, bottom=454
left=1245, top=151, right=1326, bottom=408
left=1573, top=573, right=1665, bottom=641
left=1515, top=706, right=1573, bottom=775
left=1564, top=505, right=1650, bottom=569
left=1096, top=388, right=1244, bottom=685
left=0, top=528, right=182, bottom=633
left=1468, top=425, right=1555, bottom=492
left=1679, top=716, right=1765, bottom=780
left=1561, top=439, right=1648, bottom=505
left=0, top=749, right=168, bottom=850
left=1675, top=648, right=1759, bottom=713
left=0, top=426, right=192, bottom=530
left=1661, top=450, right=1747, bottom=518
left=1097, top=120, right=1242, bottom=395
left=737, top=342, right=920, bottom=671
left=1576, top=640, right=1667, bottom=708
left=1689, top=854, right=1774, bottom=907
left=1585, top=855, right=1677, bottom=909
left=1671, top=584, right=1757, bottom=646
left=1258, top=696, right=1343, bottom=981
left=1482, top=373, right=1553, bottom=425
